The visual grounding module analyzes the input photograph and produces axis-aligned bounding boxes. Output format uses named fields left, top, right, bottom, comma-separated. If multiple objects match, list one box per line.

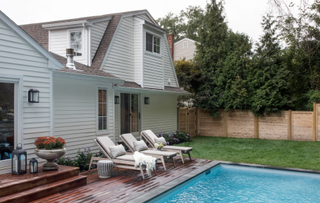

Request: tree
left=174, top=58, right=201, bottom=107
left=193, top=0, right=229, bottom=116
left=156, top=12, right=184, bottom=41
left=249, top=15, right=293, bottom=116
left=277, top=1, right=320, bottom=109
left=157, top=6, right=205, bottom=42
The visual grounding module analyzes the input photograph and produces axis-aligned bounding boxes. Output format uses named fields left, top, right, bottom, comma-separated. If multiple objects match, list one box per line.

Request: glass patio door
left=0, top=83, right=15, bottom=161
left=121, top=93, right=139, bottom=135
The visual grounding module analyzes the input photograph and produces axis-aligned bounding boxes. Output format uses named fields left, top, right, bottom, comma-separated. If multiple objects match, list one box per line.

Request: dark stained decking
left=31, top=158, right=213, bottom=203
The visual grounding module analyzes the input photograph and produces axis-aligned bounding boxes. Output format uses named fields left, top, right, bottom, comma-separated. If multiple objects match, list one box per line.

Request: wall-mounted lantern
left=29, top=158, right=38, bottom=174
left=144, top=97, right=150, bottom=105
left=115, top=96, right=120, bottom=104
left=11, top=143, right=27, bottom=175
left=28, top=89, right=39, bottom=103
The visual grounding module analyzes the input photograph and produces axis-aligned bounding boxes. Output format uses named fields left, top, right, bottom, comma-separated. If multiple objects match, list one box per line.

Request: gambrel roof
left=18, top=10, right=189, bottom=94
left=20, top=10, right=159, bottom=70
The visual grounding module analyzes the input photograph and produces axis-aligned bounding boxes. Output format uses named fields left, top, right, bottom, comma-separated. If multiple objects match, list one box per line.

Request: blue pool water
left=150, top=164, right=320, bottom=202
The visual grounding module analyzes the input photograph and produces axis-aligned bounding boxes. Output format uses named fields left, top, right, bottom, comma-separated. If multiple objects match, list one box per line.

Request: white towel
left=132, top=151, right=156, bottom=176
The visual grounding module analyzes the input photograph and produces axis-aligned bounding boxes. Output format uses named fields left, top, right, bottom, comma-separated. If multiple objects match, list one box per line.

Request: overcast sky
left=1, top=0, right=273, bottom=43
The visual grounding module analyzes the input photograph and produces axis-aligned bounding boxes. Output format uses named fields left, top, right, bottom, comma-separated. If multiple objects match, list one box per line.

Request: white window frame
left=67, top=28, right=84, bottom=60
left=96, top=86, right=109, bottom=135
left=145, top=31, right=162, bottom=56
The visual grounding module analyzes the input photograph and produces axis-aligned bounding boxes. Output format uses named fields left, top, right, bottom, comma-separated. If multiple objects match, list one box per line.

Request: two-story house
left=171, top=37, right=199, bottom=61
left=0, top=10, right=189, bottom=174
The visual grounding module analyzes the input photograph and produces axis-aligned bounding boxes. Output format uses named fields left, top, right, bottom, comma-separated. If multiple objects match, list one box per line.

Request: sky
left=1, top=0, right=272, bottom=43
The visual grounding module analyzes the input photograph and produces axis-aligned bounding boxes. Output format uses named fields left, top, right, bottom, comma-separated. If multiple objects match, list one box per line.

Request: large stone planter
left=34, top=148, right=66, bottom=171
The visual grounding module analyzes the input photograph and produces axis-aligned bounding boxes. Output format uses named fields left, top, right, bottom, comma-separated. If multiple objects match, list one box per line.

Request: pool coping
left=128, top=160, right=320, bottom=203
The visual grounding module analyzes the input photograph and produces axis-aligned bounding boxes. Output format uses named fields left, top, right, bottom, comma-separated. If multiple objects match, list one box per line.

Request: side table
left=97, top=160, right=113, bottom=178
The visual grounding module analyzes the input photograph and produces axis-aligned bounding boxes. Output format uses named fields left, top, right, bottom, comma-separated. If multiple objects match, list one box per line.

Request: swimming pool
left=147, top=164, right=320, bottom=202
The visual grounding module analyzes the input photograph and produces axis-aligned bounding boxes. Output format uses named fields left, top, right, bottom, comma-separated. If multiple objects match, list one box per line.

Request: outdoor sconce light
left=29, top=158, right=38, bottom=174
left=11, top=143, right=27, bottom=175
left=28, top=89, right=39, bottom=103
left=144, top=97, right=150, bottom=105
left=115, top=96, right=119, bottom=104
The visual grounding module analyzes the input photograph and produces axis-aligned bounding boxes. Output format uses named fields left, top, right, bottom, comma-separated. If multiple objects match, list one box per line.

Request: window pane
left=153, top=36, right=160, bottom=54
left=131, top=94, right=139, bottom=132
left=98, top=89, right=107, bottom=131
left=102, top=90, right=106, bottom=102
left=146, top=33, right=153, bottom=52
left=0, top=83, right=14, bottom=161
left=98, top=117, right=102, bottom=130
left=70, top=32, right=82, bottom=56
left=102, top=117, right=107, bottom=130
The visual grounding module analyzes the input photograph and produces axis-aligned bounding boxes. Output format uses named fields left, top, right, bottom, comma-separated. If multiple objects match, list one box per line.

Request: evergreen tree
left=193, top=0, right=229, bottom=116
left=249, top=14, right=292, bottom=116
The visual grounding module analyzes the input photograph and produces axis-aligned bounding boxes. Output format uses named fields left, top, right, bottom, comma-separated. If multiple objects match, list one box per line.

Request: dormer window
left=146, top=33, right=160, bottom=54
left=69, top=30, right=83, bottom=57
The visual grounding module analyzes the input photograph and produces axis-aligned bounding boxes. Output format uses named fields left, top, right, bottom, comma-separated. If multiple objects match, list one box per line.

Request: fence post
left=312, top=102, right=317, bottom=141
left=287, top=110, right=292, bottom=140
left=223, top=111, right=228, bottom=137
left=254, top=115, right=259, bottom=139
left=196, top=108, right=200, bottom=136
left=177, top=107, right=180, bottom=131
left=187, top=108, right=190, bottom=134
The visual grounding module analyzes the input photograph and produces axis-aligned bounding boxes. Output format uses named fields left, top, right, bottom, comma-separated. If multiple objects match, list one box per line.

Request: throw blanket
left=133, top=151, right=157, bottom=176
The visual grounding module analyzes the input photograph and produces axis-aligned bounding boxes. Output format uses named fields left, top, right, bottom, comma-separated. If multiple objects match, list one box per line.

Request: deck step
left=0, top=166, right=80, bottom=197
left=0, top=175, right=87, bottom=203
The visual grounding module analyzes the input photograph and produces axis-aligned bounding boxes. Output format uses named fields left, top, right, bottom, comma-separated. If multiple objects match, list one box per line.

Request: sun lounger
left=120, top=133, right=177, bottom=171
left=89, top=136, right=156, bottom=179
left=141, top=130, right=193, bottom=163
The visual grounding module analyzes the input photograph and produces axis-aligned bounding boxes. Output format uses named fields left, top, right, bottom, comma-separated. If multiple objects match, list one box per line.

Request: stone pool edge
left=128, top=161, right=320, bottom=203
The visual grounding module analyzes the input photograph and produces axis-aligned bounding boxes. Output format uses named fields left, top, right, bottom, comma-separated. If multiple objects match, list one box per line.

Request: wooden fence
left=177, top=103, right=320, bottom=141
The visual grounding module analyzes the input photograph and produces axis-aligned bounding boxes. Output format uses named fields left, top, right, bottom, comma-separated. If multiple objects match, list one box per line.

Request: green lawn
left=176, top=136, right=320, bottom=171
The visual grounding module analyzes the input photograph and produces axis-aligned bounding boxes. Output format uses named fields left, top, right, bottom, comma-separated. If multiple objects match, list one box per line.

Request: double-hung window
left=69, top=31, right=82, bottom=56
left=98, top=89, right=107, bottom=131
left=146, top=33, right=160, bottom=54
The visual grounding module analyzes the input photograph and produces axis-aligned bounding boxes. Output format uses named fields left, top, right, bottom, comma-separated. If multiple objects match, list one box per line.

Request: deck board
left=31, top=158, right=213, bottom=202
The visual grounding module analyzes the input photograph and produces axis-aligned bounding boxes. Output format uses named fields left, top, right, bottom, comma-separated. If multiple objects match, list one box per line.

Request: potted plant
left=154, top=142, right=164, bottom=151
left=34, top=137, right=66, bottom=171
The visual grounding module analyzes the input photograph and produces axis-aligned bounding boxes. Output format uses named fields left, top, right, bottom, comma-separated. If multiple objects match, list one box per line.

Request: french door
left=0, top=83, right=15, bottom=162
left=121, top=93, right=140, bottom=136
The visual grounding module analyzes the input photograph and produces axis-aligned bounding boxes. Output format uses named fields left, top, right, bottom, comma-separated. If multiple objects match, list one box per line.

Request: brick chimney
left=167, top=33, right=174, bottom=60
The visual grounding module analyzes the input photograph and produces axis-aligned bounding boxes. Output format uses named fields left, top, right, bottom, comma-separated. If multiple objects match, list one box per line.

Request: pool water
left=150, top=164, right=320, bottom=202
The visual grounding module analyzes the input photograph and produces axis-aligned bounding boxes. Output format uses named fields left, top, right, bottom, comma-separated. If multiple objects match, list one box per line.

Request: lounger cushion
left=109, top=145, right=126, bottom=158
left=133, top=140, right=148, bottom=152
left=154, top=137, right=167, bottom=146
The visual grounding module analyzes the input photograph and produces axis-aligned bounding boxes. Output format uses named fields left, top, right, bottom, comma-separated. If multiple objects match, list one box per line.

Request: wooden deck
left=32, top=158, right=213, bottom=203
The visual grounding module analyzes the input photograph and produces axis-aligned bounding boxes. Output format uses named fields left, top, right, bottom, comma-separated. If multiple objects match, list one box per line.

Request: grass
left=176, top=136, right=320, bottom=171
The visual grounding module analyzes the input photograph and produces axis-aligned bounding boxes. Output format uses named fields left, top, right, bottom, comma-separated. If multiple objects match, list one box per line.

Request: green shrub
left=55, top=147, right=103, bottom=172
left=157, top=130, right=191, bottom=145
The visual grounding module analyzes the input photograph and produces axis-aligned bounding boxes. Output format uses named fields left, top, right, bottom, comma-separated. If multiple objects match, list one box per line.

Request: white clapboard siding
left=163, top=36, right=178, bottom=87
left=133, top=19, right=142, bottom=86
left=143, top=29, right=164, bottom=89
left=174, top=39, right=197, bottom=61
left=135, top=14, right=156, bottom=25
left=102, top=17, right=135, bottom=82
left=53, top=77, right=114, bottom=158
left=141, top=93, right=177, bottom=134
left=0, top=19, right=51, bottom=171
left=49, top=28, right=88, bottom=65
left=91, top=20, right=109, bottom=60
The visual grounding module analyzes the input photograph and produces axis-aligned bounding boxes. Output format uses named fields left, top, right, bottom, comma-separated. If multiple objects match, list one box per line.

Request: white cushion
left=154, top=137, right=167, bottom=146
left=109, top=145, right=126, bottom=158
left=133, top=140, right=148, bottom=152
